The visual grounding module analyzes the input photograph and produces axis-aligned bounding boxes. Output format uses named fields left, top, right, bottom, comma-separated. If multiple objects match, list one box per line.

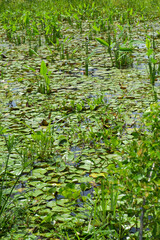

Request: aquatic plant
left=146, top=37, right=159, bottom=101
left=96, top=37, right=134, bottom=69
left=0, top=127, right=30, bottom=236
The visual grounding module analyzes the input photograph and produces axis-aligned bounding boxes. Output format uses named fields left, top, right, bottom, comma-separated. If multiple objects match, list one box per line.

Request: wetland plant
left=87, top=94, right=104, bottom=111
left=83, top=178, right=127, bottom=239
left=0, top=0, right=160, bottom=239
left=96, top=37, right=133, bottom=69
left=25, top=59, right=51, bottom=94
left=30, top=128, right=54, bottom=160
left=85, top=40, right=97, bottom=76
left=113, top=43, right=133, bottom=69
left=146, top=38, right=159, bottom=101
left=39, top=60, right=51, bottom=94
left=127, top=103, right=160, bottom=239
left=21, top=121, right=55, bottom=160
left=44, top=21, right=61, bottom=45
left=85, top=40, right=89, bottom=76
left=0, top=127, right=29, bottom=235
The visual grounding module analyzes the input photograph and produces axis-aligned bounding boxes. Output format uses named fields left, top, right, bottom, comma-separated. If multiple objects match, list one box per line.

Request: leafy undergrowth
left=0, top=0, right=160, bottom=239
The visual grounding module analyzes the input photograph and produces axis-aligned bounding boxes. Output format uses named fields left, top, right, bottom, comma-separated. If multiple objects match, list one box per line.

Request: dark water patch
left=132, top=42, right=146, bottom=49
left=155, top=80, right=160, bottom=87
left=104, top=92, right=116, bottom=103
left=7, top=100, right=17, bottom=108
left=81, top=187, right=94, bottom=197
left=70, top=146, right=81, bottom=158
left=59, top=66, right=111, bottom=79
left=55, top=194, right=65, bottom=200
left=10, top=181, right=27, bottom=198
left=133, top=62, right=147, bottom=71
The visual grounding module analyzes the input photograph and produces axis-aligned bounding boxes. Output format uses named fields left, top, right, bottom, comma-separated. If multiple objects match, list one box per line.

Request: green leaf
left=46, top=201, right=56, bottom=209
left=92, top=24, right=100, bottom=32
left=29, top=48, right=39, bottom=56
left=24, top=65, right=36, bottom=72
left=40, top=213, right=52, bottom=224
left=40, top=60, right=47, bottom=76
left=119, top=47, right=134, bottom=52
left=146, top=38, right=151, bottom=49
left=147, top=48, right=153, bottom=57
left=96, top=37, right=109, bottom=47
left=32, top=189, right=43, bottom=197
left=117, top=24, right=123, bottom=31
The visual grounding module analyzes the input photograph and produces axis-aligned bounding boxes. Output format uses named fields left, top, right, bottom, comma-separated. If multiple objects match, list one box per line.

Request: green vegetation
left=0, top=0, right=160, bottom=239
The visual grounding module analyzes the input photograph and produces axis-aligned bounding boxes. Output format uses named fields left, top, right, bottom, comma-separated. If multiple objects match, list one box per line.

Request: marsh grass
left=96, top=37, right=134, bottom=69
left=0, top=128, right=30, bottom=236
left=146, top=37, right=159, bottom=101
